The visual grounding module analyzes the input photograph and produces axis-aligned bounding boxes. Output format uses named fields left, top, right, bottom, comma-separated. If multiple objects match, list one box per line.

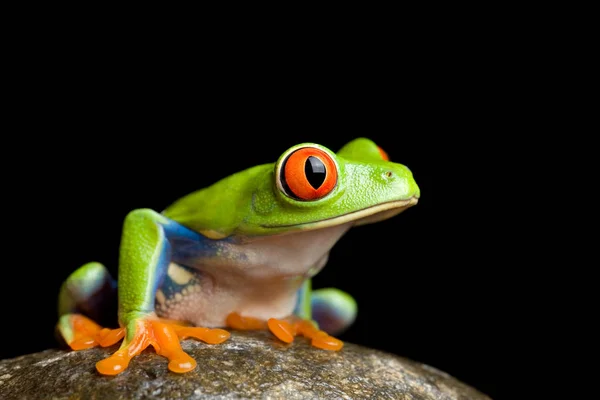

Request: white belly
left=156, top=223, right=351, bottom=327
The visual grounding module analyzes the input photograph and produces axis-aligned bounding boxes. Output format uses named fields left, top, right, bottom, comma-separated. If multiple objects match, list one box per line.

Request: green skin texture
left=59, top=138, right=420, bottom=346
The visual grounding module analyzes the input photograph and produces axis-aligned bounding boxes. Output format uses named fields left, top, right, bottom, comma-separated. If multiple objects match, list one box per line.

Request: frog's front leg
left=99, top=209, right=231, bottom=375
left=61, top=209, right=229, bottom=376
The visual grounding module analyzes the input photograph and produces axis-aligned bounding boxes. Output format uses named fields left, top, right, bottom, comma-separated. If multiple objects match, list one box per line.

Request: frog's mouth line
left=260, top=196, right=419, bottom=231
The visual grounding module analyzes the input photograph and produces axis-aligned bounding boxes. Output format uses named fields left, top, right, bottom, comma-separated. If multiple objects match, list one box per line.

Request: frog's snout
left=380, top=164, right=420, bottom=200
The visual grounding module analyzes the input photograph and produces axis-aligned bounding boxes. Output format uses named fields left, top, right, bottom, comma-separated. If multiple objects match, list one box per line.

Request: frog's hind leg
left=286, top=286, right=356, bottom=351
left=57, top=262, right=122, bottom=349
left=295, top=280, right=357, bottom=337
left=310, top=288, right=357, bottom=336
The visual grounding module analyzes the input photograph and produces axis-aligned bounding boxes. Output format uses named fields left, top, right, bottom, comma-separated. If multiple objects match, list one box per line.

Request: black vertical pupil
left=305, top=156, right=326, bottom=189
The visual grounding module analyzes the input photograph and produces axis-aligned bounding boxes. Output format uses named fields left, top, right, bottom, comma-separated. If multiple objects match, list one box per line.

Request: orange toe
left=267, top=318, right=296, bottom=344
left=173, top=326, right=230, bottom=344
left=97, top=327, right=126, bottom=347
left=226, top=312, right=268, bottom=330
left=311, top=334, right=344, bottom=351
left=67, top=314, right=102, bottom=350
left=71, top=314, right=102, bottom=334
left=167, top=353, right=197, bottom=373
left=65, top=314, right=128, bottom=350
left=152, top=321, right=198, bottom=373
left=295, top=319, right=344, bottom=351
left=70, top=336, right=99, bottom=350
left=96, top=320, right=152, bottom=376
left=96, top=350, right=131, bottom=375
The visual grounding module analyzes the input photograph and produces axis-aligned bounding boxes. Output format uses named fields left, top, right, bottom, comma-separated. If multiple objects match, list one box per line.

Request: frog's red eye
left=279, top=147, right=337, bottom=200
left=378, top=146, right=389, bottom=161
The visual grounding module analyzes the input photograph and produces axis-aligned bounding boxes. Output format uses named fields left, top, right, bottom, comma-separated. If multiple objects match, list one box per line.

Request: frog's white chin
left=270, top=196, right=419, bottom=234
left=352, top=203, right=414, bottom=226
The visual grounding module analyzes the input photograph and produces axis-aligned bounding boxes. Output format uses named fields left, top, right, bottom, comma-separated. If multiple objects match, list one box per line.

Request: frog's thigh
left=58, top=262, right=117, bottom=327
left=311, top=288, right=357, bottom=336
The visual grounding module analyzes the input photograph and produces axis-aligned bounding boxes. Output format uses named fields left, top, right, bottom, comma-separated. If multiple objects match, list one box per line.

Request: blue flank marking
left=151, top=217, right=240, bottom=305
left=141, top=217, right=198, bottom=309
left=163, top=218, right=206, bottom=241
left=153, top=217, right=242, bottom=290
left=162, top=218, right=225, bottom=265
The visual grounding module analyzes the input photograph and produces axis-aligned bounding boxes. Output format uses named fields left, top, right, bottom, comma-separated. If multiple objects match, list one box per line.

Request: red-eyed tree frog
left=57, top=138, right=420, bottom=375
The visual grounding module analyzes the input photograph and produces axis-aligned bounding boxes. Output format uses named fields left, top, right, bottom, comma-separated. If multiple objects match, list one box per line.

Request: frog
left=57, top=137, right=420, bottom=376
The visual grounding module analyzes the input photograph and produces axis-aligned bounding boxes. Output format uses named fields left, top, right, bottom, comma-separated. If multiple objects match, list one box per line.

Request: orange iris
left=281, top=147, right=337, bottom=200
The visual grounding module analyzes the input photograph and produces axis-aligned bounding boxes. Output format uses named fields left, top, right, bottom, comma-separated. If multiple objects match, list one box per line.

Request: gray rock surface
left=0, top=330, right=491, bottom=399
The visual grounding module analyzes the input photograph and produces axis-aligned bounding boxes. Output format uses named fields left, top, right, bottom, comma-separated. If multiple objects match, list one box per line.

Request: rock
left=0, top=330, right=491, bottom=399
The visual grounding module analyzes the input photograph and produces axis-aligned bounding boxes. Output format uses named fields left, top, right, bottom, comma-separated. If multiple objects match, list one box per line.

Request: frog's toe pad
left=310, top=331, right=344, bottom=351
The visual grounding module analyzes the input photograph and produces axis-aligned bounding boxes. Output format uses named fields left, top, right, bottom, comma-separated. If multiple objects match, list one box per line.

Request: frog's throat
left=260, top=196, right=418, bottom=232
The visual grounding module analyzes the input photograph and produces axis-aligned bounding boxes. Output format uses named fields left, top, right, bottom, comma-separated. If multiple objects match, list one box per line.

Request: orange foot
left=59, top=314, right=230, bottom=375
left=226, top=312, right=343, bottom=351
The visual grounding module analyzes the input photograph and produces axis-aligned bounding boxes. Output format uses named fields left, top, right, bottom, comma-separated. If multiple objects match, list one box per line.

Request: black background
left=0, top=37, right=535, bottom=400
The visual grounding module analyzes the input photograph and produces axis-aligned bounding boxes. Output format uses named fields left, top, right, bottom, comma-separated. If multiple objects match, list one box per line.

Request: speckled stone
left=0, top=330, right=491, bottom=399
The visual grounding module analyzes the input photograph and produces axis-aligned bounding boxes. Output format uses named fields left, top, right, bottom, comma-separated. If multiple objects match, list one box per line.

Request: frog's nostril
left=385, top=171, right=393, bottom=178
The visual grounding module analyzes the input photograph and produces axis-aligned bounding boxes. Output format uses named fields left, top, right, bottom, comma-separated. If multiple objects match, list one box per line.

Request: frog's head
left=164, top=138, right=420, bottom=239
left=243, top=137, right=420, bottom=235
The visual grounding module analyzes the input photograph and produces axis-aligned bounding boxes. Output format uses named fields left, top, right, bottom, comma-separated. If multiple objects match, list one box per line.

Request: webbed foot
left=58, top=313, right=125, bottom=350
left=226, top=312, right=343, bottom=351
left=58, top=313, right=230, bottom=375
